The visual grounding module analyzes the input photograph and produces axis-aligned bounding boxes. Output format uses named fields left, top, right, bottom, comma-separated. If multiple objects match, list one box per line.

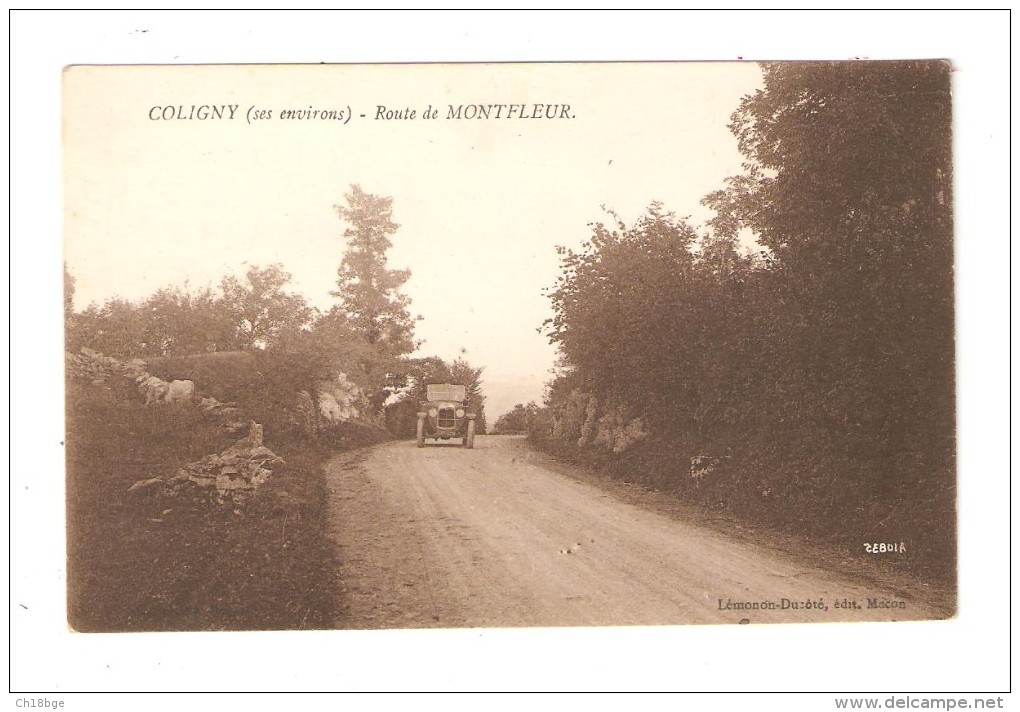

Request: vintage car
left=416, top=383, right=476, bottom=448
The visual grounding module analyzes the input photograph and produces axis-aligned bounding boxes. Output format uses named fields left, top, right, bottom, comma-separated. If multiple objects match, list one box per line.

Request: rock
left=199, top=453, right=224, bottom=467
left=249, top=467, right=272, bottom=487
left=223, top=422, right=263, bottom=455
left=201, top=397, right=239, bottom=413
left=128, top=477, right=165, bottom=493
left=140, top=376, right=170, bottom=405
left=221, top=420, right=248, bottom=435
left=247, top=422, right=263, bottom=447
left=136, top=418, right=282, bottom=504
left=188, top=473, right=217, bottom=487
left=165, top=379, right=195, bottom=403
left=317, top=373, right=364, bottom=423
left=249, top=446, right=285, bottom=466
left=216, top=473, right=249, bottom=491
left=200, top=397, right=221, bottom=411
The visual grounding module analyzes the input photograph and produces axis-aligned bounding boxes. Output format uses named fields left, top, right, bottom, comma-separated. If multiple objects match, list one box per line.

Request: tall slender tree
left=332, top=185, right=419, bottom=357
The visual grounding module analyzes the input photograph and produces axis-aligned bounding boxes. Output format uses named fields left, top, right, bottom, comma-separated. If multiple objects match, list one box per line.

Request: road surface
left=325, top=436, right=950, bottom=628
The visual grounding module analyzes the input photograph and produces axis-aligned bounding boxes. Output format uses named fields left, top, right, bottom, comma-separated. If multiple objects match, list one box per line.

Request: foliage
left=63, top=262, right=75, bottom=319
left=219, top=264, right=313, bottom=350
left=65, top=374, right=340, bottom=632
left=493, top=401, right=540, bottom=434
left=61, top=184, right=439, bottom=631
left=73, top=296, right=150, bottom=359
left=66, top=264, right=315, bottom=358
left=384, top=355, right=488, bottom=437
left=64, top=263, right=86, bottom=353
left=705, top=60, right=955, bottom=463
left=143, top=285, right=239, bottom=356
left=332, top=184, right=419, bottom=357
left=537, top=61, right=956, bottom=581
left=256, top=318, right=380, bottom=442
left=449, top=357, right=488, bottom=434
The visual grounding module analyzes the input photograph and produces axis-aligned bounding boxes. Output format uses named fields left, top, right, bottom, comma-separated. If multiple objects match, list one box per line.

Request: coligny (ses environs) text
left=147, top=103, right=575, bottom=125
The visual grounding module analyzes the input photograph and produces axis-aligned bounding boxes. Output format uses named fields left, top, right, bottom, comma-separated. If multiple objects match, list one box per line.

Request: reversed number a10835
left=864, top=542, right=906, bottom=553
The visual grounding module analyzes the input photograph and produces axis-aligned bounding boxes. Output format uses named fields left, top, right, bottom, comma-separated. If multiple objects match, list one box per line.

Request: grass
left=145, top=351, right=258, bottom=405
left=65, top=370, right=343, bottom=631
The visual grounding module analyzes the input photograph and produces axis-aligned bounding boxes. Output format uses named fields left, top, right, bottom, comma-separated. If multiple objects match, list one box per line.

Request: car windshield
left=426, top=384, right=467, bottom=402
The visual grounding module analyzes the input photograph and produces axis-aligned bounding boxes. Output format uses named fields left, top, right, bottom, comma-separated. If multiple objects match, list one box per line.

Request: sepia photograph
left=63, top=60, right=956, bottom=633
left=11, top=10, right=1011, bottom=699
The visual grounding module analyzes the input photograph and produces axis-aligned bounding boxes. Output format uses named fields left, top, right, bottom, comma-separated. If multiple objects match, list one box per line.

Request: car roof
left=426, top=383, right=467, bottom=401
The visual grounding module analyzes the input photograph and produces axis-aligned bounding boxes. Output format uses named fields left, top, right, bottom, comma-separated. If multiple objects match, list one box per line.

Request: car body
left=416, top=383, right=476, bottom=448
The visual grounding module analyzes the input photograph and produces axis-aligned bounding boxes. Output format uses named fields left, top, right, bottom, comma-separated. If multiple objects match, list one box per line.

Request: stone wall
left=67, top=347, right=280, bottom=506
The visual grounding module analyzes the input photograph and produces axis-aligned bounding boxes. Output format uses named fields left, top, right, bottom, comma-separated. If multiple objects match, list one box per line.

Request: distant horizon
left=64, top=253, right=560, bottom=421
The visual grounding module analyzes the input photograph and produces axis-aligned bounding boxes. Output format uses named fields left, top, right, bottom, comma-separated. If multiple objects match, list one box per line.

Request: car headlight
left=428, top=408, right=438, bottom=418
left=455, top=408, right=465, bottom=418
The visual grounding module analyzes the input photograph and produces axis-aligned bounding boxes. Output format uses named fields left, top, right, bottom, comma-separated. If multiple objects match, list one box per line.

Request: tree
left=712, top=62, right=952, bottom=267
left=74, top=297, right=147, bottom=358
left=383, top=355, right=489, bottom=437
left=66, top=266, right=310, bottom=358
left=702, top=61, right=955, bottom=460
left=142, top=285, right=239, bottom=356
left=545, top=203, right=706, bottom=411
left=64, top=262, right=76, bottom=319
left=382, top=356, right=451, bottom=436
left=302, top=309, right=381, bottom=389
left=536, top=61, right=955, bottom=577
left=494, top=402, right=540, bottom=434
left=220, top=264, right=313, bottom=350
left=64, top=263, right=85, bottom=352
left=332, top=185, right=419, bottom=357
left=450, top=357, right=487, bottom=434
left=697, top=61, right=956, bottom=571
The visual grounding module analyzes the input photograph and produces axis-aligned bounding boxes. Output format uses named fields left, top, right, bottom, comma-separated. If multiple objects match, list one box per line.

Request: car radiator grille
left=438, top=408, right=457, bottom=429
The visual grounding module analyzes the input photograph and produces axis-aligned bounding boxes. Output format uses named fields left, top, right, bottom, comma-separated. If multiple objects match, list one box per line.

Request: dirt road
left=325, top=436, right=949, bottom=628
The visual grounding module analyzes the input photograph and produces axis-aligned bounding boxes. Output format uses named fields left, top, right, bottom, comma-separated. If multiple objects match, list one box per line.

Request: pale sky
left=64, top=62, right=763, bottom=419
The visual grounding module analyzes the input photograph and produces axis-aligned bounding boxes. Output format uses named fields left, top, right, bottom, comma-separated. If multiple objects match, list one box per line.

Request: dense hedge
left=533, top=62, right=955, bottom=583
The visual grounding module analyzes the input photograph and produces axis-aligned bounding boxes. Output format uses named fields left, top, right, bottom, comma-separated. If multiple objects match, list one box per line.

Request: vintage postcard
left=62, top=62, right=958, bottom=642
